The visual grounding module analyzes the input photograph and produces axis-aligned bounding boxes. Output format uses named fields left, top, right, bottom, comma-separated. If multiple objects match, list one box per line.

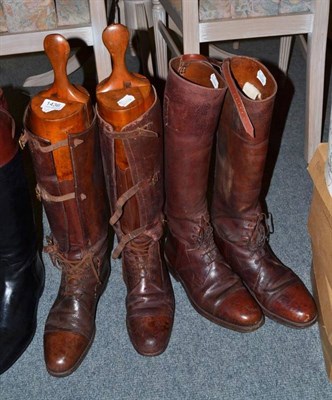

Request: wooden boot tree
left=96, top=24, right=155, bottom=232
left=26, top=34, right=93, bottom=181
left=96, top=23, right=154, bottom=136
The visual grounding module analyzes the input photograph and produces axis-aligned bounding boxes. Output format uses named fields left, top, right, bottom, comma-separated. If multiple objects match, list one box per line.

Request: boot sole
left=243, top=283, right=317, bottom=329
left=165, top=256, right=264, bottom=333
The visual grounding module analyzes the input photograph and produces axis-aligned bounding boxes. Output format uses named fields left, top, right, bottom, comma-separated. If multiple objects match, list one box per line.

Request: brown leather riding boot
left=211, top=56, right=317, bottom=328
left=163, top=55, right=263, bottom=332
left=97, top=89, right=175, bottom=356
left=22, top=113, right=110, bottom=376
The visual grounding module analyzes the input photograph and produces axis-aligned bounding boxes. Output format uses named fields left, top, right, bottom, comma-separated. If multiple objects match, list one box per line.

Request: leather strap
left=35, top=183, right=85, bottom=203
left=97, top=109, right=159, bottom=139
left=222, top=60, right=254, bottom=138
left=110, top=126, right=158, bottom=139
left=112, top=226, right=147, bottom=259
left=21, top=130, right=84, bottom=152
left=110, top=170, right=160, bottom=258
left=110, top=172, right=160, bottom=226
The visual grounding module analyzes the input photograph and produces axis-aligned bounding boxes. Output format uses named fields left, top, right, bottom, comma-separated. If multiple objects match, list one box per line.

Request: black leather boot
left=0, top=89, right=44, bottom=374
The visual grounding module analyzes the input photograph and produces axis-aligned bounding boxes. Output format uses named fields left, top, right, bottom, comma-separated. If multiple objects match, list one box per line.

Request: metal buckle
left=35, top=185, right=42, bottom=202
left=151, top=172, right=160, bottom=185
left=18, top=133, right=26, bottom=149
left=266, top=212, right=274, bottom=234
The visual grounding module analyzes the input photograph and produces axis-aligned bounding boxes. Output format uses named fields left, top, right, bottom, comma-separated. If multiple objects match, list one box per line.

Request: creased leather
left=212, top=56, right=317, bottom=328
left=24, top=109, right=110, bottom=376
left=163, top=55, right=263, bottom=332
left=0, top=97, right=44, bottom=375
left=98, top=89, right=174, bottom=356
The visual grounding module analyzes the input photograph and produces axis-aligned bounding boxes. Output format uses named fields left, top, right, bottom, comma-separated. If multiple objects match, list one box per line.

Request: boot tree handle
left=42, top=34, right=88, bottom=104
left=97, top=24, right=150, bottom=93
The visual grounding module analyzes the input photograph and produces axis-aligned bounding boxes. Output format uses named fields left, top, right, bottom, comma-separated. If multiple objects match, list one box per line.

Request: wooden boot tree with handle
left=97, top=23, right=155, bottom=234
left=25, top=34, right=93, bottom=181
left=23, top=34, right=110, bottom=377
left=97, top=24, right=175, bottom=356
left=96, top=23, right=154, bottom=132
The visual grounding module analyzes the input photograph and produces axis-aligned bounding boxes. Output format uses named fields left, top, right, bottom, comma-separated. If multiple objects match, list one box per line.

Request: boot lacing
left=247, top=213, right=274, bottom=253
left=44, top=236, right=101, bottom=296
left=125, top=235, right=154, bottom=279
left=191, top=217, right=218, bottom=262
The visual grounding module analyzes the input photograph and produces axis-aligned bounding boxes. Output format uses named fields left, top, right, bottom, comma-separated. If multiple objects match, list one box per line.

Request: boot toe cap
left=127, top=315, right=173, bottom=356
left=44, top=331, right=91, bottom=377
left=267, top=282, right=317, bottom=327
left=216, top=287, right=264, bottom=332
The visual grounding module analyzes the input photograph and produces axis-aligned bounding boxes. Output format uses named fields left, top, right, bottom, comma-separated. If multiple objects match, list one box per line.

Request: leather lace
left=192, top=218, right=218, bottom=261
left=44, top=236, right=101, bottom=296
left=125, top=235, right=153, bottom=279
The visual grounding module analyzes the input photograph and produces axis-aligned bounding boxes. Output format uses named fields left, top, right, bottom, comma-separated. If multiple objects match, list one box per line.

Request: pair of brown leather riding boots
left=8, top=54, right=316, bottom=377
left=163, top=54, right=317, bottom=334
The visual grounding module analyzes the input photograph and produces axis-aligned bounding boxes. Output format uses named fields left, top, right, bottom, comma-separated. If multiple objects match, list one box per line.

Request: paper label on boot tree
left=41, top=99, right=66, bottom=113
left=117, top=94, right=136, bottom=107
left=243, top=82, right=262, bottom=100
left=257, top=69, right=266, bottom=86
left=210, top=73, right=219, bottom=89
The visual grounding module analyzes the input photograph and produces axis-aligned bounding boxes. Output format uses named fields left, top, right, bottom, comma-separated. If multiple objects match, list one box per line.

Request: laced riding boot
left=97, top=87, right=175, bottom=356
left=0, top=89, right=44, bottom=374
left=211, top=56, right=317, bottom=328
left=22, top=111, right=110, bottom=376
left=163, top=55, right=263, bottom=332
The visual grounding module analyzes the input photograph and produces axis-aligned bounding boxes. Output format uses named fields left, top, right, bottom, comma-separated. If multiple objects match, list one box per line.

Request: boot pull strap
left=222, top=60, right=254, bottom=138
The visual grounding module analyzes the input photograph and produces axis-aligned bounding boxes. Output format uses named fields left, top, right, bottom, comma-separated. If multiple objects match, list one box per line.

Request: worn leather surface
left=0, top=88, right=8, bottom=111
left=0, top=106, right=17, bottom=167
left=98, top=92, right=175, bottom=355
left=163, top=55, right=263, bottom=332
left=212, top=56, right=317, bottom=328
left=0, top=101, right=44, bottom=375
left=24, top=112, right=110, bottom=376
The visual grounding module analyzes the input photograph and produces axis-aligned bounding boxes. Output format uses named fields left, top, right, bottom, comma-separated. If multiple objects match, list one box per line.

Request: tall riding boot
left=163, top=55, right=263, bottom=332
left=22, top=112, right=110, bottom=376
left=212, top=56, right=317, bottom=328
left=98, top=88, right=175, bottom=356
left=0, top=89, right=44, bottom=374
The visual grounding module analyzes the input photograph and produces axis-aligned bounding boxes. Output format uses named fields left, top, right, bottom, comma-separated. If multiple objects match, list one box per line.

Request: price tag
left=117, top=94, right=136, bottom=107
left=243, top=82, right=262, bottom=100
left=41, top=99, right=66, bottom=113
left=210, top=73, right=219, bottom=89
left=257, top=69, right=267, bottom=86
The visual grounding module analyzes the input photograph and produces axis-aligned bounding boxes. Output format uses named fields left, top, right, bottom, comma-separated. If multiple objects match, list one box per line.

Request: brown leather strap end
left=222, top=60, right=255, bottom=138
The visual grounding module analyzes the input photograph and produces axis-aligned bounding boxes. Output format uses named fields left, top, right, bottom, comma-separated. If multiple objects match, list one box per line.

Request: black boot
left=0, top=89, right=44, bottom=374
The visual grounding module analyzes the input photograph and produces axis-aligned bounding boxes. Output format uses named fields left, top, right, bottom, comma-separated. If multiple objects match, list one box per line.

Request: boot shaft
left=98, top=89, right=164, bottom=244
left=0, top=88, right=8, bottom=111
left=0, top=153, right=37, bottom=267
left=23, top=112, right=109, bottom=259
left=0, top=106, right=17, bottom=168
left=213, top=57, right=277, bottom=218
left=164, top=55, right=226, bottom=223
left=0, top=100, right=36, bottom=267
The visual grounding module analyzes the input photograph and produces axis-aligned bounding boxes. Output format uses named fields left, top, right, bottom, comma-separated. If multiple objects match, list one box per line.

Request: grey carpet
left=0, top=36, right=331, bottom=399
